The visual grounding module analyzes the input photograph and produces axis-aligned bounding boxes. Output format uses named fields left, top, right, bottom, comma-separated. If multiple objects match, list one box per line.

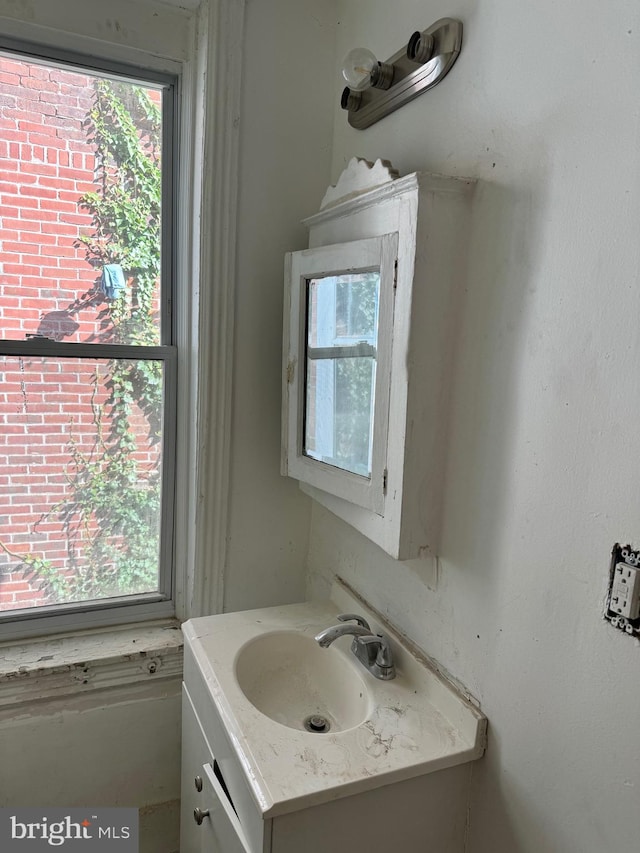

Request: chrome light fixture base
left=342, top=18, right=463, bottom=130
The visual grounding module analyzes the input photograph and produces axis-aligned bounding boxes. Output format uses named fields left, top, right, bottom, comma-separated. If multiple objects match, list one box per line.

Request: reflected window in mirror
left=304, top=271, right=380, bottom=478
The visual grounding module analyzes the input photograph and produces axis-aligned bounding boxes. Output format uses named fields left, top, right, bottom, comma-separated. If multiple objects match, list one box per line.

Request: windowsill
left=0, top=620, right=184, bottom=710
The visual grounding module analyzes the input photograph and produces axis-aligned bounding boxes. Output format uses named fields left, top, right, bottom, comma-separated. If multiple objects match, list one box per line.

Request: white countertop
left=182, top=579, right=486, bottom=818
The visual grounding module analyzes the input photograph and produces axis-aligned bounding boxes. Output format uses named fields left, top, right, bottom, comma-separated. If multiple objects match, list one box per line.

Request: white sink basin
left=234, top=630, right=371, bottom=732
left=182, top=578, right=487, bottom=818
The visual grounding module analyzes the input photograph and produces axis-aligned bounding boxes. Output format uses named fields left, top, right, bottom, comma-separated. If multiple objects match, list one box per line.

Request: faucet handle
left=337, top=613, right=371, bottom=631
left=357, top=632, right=394, bottom=668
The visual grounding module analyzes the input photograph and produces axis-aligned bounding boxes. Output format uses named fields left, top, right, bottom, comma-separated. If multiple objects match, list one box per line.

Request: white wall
left=0, top=684, right=181, bottom=853
left=307, top=1, right=640, bottom=851
left=223, top=0, right=337, bottom=612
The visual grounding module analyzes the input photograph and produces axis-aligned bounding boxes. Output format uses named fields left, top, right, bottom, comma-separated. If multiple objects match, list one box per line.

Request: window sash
left=0, top=37, right=177, bottom=350
left=0, top=343, right=177, bottom=629
left=307, top=343, right=377, bottom=360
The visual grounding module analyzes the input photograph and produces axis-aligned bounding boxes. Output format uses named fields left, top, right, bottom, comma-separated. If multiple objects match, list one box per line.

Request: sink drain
left=303, top=714, right=330, bottom=733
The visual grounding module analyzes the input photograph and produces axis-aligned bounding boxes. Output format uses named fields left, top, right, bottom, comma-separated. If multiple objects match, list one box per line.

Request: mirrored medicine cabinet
left=282, top=158, right=474, bottom=560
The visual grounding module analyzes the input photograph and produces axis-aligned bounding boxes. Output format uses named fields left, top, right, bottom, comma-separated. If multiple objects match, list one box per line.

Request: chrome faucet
left=315, top=613, right=396, bottom=680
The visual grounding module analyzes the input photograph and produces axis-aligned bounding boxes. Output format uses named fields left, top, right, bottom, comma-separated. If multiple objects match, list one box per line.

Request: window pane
left=0, top=55, right=163, bottom=345
left=0, top=355, right=164, bottom=612
left=304, top=272, right=379, bottom=477
left=306, top=356, right=376, bottom=476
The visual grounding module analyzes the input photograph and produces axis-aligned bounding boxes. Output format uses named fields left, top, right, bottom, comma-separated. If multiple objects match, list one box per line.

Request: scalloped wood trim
left=320, top=157, right=400, bottom=210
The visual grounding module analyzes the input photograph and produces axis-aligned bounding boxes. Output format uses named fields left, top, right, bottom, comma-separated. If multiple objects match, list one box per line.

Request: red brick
left=15, top=120, right=50, bottom=135
left=1, top=581, right=32, bottom=592
left=56, top=213, right=91, bottom=226
left=0, top=72, right=21, bottom=86
left=27, top=133, right=66, bottom=150
left=12, top=590, right=47, bottom=602
left=36, top=177, right=77, bottom=193
left=38, top=200, right=81, bottom=215
left=28, top=66, right=51, bottom=82
left=17, top=208, right=60, bottom=223
left=2, top=264, right=41, bottom=276
left=48, top=69, right=90, bottom=86
left=19, top=79, right=58, bottom=93
left=0, top=59, right=29, bottom=76
left=11, top=232, right=57, bottom=247
left=18, top=184, right=57, bottom=199
left=58, top=166, right=93, bottom=182
left=16, top=161, right=58, bottom=177
left=3, top=217, right=42, bottom=231
left=3, top=194, right=40, bottom=208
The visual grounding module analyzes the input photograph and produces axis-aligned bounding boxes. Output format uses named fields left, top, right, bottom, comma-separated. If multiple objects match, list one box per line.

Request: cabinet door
left=181, top=686, right=213, bottom=853
left=198, top=761, right=252, bottom=853
left=181, top=686, right=253, bottom=853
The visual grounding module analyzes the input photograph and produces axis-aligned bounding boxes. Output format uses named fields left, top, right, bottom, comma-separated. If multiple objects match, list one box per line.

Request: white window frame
left=282, top=234, right=398, bottom=515
left=0, top=41, right=178, bottom=639
left=0, top=0, right=244, bottom=639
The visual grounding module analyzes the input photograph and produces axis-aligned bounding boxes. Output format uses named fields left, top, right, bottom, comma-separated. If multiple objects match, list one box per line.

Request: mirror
left=283, top=232, right=397, bottom=515
left=304, top=271, right=380, bottom=478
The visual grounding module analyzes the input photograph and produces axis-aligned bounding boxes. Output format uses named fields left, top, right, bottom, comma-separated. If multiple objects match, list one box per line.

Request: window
left=0, top=46, right=177, bottom=631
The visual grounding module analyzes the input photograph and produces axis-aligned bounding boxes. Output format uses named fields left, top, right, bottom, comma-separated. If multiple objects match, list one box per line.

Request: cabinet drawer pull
left=193, top=807, right=210, bottom=825
left=194, top=775, right=203, bottom=792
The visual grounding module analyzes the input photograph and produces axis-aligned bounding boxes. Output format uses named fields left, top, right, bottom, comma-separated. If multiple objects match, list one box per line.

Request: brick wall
left=0, top=57, right=161, bottom=612
left=0, top=58, right=101, bottom=340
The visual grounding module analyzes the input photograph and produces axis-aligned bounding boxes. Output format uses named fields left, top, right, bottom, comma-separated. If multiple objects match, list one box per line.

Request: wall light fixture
left=340, top=18, right=463, bottom=130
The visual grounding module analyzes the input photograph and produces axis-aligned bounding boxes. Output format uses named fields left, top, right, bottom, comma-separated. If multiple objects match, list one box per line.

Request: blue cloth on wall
left=100, top=264, right=127, bottom=299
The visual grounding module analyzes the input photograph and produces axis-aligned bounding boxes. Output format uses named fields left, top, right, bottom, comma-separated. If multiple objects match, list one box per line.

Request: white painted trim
left=0, top=0, right=191, bottom=71
left=173, top=14, right=200, bottom=621
left=0, top=622, right=183, bottom=710
left=305, top=172, right=474, bottom=230
left=189, top=0, right=245, bottom=618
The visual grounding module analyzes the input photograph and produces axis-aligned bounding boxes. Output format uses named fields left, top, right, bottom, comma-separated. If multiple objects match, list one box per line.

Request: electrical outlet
left=610, top=562, right=640, bottom=620
left=605, top=544, right=640, bottom=636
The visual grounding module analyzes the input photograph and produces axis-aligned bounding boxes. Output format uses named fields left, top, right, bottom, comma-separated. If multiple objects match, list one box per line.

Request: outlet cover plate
left=605, top=544, right=640, bottom=636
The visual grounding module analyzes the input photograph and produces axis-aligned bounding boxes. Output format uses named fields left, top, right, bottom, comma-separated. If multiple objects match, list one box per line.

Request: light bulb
left=341, top=47, right=378, bottom=91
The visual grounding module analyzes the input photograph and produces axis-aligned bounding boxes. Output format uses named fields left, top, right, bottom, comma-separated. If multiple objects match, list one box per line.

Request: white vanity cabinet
left=180, top=589, right=487, bottom=853
left=181, top=667, right=473, bottom=853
